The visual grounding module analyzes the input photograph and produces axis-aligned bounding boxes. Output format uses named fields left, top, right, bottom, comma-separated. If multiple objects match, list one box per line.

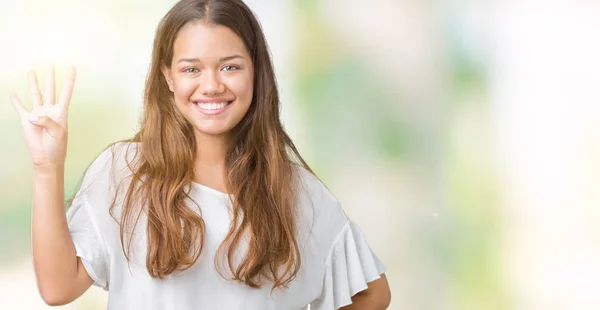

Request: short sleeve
left=65, top=145, right=118, bottom=291
left=66, top=196, right=110, bottom=290
left=310, top=220, right=387, bottom=310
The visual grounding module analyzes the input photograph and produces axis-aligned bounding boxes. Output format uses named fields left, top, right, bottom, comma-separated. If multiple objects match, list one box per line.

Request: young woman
left=10, top=0, right=390, bottom=309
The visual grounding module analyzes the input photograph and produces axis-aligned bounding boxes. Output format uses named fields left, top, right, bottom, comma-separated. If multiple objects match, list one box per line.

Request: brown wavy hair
left=113, top=0, right=313, bottom=289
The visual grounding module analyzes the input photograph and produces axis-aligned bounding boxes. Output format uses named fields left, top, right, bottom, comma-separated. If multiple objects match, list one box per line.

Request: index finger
left=57, top=66, right=77, bottom=109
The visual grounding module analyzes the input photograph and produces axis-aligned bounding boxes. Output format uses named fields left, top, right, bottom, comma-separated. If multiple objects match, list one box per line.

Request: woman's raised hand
left=10, top=66, right=76, bottom=169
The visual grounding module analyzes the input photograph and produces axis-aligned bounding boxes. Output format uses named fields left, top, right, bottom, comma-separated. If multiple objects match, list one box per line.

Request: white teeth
left=196, top=102, right=228, bottom=110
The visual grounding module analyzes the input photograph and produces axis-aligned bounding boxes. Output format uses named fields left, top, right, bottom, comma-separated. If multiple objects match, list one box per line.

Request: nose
left=198, top=70, right=225, bottom=96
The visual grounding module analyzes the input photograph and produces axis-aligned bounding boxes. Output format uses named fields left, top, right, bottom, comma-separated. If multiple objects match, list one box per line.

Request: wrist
left=33, top=164, right=65, bottom=177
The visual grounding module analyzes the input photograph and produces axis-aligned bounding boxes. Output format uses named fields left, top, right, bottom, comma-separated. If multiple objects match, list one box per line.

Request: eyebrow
left=176, top=54, right=244, bottom=64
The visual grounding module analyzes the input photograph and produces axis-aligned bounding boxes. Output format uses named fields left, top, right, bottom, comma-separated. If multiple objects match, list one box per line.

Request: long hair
left=114, top=0, right=313, bottom=289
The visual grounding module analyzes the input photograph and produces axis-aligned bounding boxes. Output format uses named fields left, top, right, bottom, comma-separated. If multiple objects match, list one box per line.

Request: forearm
left=31, top=166, right=79, bottom=301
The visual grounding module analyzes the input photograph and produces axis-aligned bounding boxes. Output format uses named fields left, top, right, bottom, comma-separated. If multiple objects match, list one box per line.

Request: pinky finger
left=9, top=93, right=28, bottom=117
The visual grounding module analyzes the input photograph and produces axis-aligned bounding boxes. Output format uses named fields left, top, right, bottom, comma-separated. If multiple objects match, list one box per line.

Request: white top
left=66, top=142, right=386, bottom=310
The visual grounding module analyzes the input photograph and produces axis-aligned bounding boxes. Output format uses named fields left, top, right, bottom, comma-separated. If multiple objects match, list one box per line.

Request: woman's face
left=162, top=22, right=254, bottom=138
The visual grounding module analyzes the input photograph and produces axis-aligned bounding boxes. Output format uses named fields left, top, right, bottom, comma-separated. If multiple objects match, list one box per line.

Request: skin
left=341, top=274, right=392, bottom=310
left=162, top=22, right=391, bottom=309
left=11, top=67, right=95, bottom=306
left=161, top=22, right=254, bottom=193
left=11, top=22, right=391, bottom=309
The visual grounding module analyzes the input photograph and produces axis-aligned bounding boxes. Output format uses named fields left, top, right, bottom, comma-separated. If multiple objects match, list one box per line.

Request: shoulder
left=293, top=165, right=350, bottom=249
left=77, top=141, right=140, bottom=199
left=92, top=141, right=139, bottom=172
left=294, top=166, right=343, bottom=215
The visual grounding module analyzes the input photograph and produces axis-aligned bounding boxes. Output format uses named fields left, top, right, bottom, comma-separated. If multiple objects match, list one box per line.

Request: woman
left=10, top=0, right=391, bottom=309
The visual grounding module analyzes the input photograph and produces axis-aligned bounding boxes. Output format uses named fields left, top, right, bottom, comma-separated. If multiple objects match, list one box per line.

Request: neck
left=192, top=130, right=231, bottom=193
left=193, top=131, right=230, bottom=167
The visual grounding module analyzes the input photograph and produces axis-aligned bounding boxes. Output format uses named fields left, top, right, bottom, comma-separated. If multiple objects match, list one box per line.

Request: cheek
left=173, top=78, right=197, bottom=99
left=229, top=73, right=254, bottom=102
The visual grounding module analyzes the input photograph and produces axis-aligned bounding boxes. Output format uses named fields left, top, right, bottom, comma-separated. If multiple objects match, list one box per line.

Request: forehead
left=173, top=22, right=249, bottom=61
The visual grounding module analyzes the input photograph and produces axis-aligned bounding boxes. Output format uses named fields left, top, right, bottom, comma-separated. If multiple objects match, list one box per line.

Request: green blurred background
left=3, top=0, right=600, bottom=309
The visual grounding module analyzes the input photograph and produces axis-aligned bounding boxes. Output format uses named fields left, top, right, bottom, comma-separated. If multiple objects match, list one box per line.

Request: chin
left=193, top=125, right=233, bottom=137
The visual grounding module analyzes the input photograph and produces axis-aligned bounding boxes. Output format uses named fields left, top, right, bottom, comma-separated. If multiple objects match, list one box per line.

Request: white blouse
left=66, top=142, right=386, bottom=310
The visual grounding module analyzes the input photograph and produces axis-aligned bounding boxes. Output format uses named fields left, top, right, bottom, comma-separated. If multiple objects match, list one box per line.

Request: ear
left=161, top=63, right=174, bottom=92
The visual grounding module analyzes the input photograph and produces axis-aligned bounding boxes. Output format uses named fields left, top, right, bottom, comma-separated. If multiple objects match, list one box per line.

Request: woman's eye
left=222, top=65, right=239, bottom=72
left=184, top=68, right=200, bottom=73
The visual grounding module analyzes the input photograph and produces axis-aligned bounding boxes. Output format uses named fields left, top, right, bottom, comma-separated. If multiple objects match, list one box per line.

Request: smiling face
left=162, top=22, right=254, bottom=139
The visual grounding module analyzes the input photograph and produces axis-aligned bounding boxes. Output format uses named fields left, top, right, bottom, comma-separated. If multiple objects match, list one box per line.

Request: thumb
left=28, top=115, right=66, bottom=140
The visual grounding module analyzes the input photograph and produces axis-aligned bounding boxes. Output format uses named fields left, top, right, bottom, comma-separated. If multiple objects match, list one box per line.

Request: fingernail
left=28, top=115, right=39, bottom=123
